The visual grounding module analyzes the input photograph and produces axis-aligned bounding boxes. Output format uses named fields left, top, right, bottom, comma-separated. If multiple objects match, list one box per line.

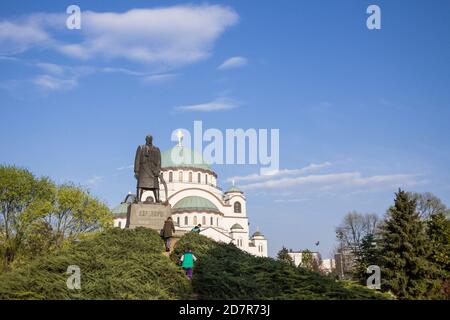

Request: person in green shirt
left=180, top=248, right=197, bottom=280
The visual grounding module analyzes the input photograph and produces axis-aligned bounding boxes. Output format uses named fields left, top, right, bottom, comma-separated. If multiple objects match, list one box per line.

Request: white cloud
left=1, top=56, right=177, bottom=93
left=175, top=97, right=239, bottom=112
left=35, top=62, right=66, bottom=75
left=32, top=74, right=77, bottom=91
left=240, top=172, right=420, bottom=191
left=0, top=20, right=50, bottom=55
left=0, top=5, right=238, bottom=67
left=101, top=67, right=146, bottom=77
left=29, top=65, right=94, bottom=91
left=143, top=73, right=178, bottom=84
left=227, top=162, right=332, bottom=183
left=218, top=56, right=248, bottom=70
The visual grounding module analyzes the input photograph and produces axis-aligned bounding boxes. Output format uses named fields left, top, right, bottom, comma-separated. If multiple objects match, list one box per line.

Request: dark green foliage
left=299, top=249, right=313, bottom=270
left=380, top=189, right=441, bottom=299
left=354, top=234, right=382, bottom=285
left=427, top=212, right=450, bottom=298
left=171, top=233, right=391, bottom=300
left=0, top=228, right=192, bottom=300
left=276, top=246, right=294, bottom=265
left=170, top=232, right=218, bottom=263
left=427, top=212, right=450, bottom=271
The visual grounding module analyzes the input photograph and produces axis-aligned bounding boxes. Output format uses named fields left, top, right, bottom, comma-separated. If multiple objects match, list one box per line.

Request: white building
left=112, top=140, right=268, bottom=257
left=287, top=250, right=335, bottom=274
left=287, top=251, right=321, bottom=268
left=321, top=258, right=336, bottom=274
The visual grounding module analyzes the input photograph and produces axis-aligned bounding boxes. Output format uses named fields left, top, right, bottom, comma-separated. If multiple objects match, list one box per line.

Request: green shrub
left=170, top=233, right=392, bottom=300
left=170, top=232, right=217, bottom=264
left=0, top=228, right=192, bottom=300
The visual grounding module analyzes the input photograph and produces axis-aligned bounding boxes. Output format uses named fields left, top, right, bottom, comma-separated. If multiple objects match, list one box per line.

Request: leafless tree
left=408, top=192, right=448, bottom=219
left=335, top=211, right=379, bottom=252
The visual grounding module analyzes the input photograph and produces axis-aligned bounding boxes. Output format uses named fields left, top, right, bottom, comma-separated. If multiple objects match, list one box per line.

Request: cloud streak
left=32, top=74, right=77, bottom=91
left=227, top=162, right=332, bottom=183
left=175, top=97, right=239, bottom=112
left=240, top=172, right=421, bottom=191
left=218, top=56, right=247, bottom=70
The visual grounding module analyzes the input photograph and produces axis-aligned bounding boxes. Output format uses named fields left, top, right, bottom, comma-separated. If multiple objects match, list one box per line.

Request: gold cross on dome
left=176, top=130, right=184, bottom=146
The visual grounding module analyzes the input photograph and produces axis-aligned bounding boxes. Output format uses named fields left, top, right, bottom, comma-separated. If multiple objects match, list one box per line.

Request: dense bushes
left=0, top=228, right=192, bottom=300
left=0, top=230, right=392, bottom=300
left=171, top=233, right=392, bottom=300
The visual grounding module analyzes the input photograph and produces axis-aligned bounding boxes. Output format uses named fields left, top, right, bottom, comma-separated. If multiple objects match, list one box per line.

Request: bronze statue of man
left=134, top=135, right=161, bottom=203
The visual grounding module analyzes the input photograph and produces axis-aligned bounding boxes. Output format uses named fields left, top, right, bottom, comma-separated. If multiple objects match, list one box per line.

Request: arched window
left=198, top=172, right=201, bottom=183
left=177, top=216, right=180, bottom=226
left=189, top=172, right=192, bottom=182
left=205, top=174, right=208, bottom=184
left=169, top=171, right=173, bottom=182
left=118, top=221, right=122, bottom=228
left=202, top=216, right=206, bottom=225
left=184, top=216, right=188, bottom=226
left=216, top=217, right=219, bottom=226
left=193, top=216, right=197, bottom=225
left=210, top=217, right=213, bottom=225
left=179, top=171, right=183, bottom=182
left=234, top=202, right=242, bottom=213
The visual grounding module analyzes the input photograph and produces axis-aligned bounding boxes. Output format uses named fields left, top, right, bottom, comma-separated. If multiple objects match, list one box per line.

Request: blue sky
left=1, top=0, right=450, bottom=257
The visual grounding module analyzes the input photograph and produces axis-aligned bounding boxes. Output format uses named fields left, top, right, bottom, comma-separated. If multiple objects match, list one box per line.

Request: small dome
left=111, top=202, right=129, bottom=218
left=161, top=145, right=213, bottom=172
left=231, top=223, right=244, bottom=230
left=173, top=196, right=220, bottom=213
left=225, top=186, right=243, bottom=194
left=252, top=231, right=264, bottom=238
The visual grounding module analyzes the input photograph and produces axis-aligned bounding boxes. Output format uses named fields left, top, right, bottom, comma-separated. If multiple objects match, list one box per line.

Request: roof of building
left=251, top=231, right=264, bottom=238
left=172, top=196, right=220, bottom=213
left=112, top=202, right=129, bottom=218
left=161, top=145, right=212, bottom=172
left=230, top=223, right=244, bottom=230
left=225, top=186, right=243, bottom=193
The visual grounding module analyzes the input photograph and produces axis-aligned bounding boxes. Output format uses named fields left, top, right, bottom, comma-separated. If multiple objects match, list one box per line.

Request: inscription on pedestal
left=126, top=203, right=172, bottom=231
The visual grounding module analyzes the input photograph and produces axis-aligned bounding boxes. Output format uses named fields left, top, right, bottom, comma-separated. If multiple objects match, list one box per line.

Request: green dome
left=173, top=196, right=220, bottom=213
left=161, top=145, right=212, bottom=171
left=225, top=186, right=243, bottom=193
left=231, top=223, right=244, bottom=230
left=112, top=203, right=129, bottom=218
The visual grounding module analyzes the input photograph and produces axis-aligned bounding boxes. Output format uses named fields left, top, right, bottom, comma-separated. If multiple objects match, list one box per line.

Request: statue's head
left=145, top=135, right=153, bottom=145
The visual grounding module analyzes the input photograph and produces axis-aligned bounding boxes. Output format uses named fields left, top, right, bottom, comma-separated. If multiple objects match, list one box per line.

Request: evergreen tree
left=354, top=233, right=381, bottom=285
left=277, top=246, right=294, bottom=265
left=380, top=189, right=441, bottom=299
left=427, top=211, right=450, bottom=298
left=299, top=249, right=314, bottom=270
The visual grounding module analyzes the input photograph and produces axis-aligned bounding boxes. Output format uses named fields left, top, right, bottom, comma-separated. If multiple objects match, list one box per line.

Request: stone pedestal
left=126, top=203, right=172, bottom=231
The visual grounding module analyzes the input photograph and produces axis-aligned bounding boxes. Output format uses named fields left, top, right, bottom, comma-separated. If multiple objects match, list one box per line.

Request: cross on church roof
left=176, top=130, right=184, bottom=147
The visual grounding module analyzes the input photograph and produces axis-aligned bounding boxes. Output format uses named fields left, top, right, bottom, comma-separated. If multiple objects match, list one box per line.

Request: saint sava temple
left=111, top=137, right=268, bottom=257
